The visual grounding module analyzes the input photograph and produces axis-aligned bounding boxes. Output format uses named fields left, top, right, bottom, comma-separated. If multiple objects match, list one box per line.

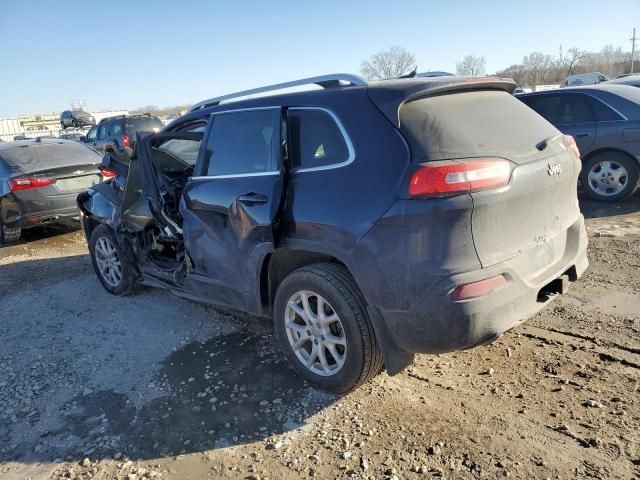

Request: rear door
left=521, top=93, right=597, bottom=152
left=180, top=107, right=284, bottom=309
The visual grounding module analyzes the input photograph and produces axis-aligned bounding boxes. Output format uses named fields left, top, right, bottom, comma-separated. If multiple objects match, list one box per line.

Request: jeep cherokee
left=77, top=73, right=588, bottom=393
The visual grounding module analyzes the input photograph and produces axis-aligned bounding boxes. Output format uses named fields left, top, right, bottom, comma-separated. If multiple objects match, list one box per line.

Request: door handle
left=574, top=133, right=591, bottom=138
left=237, top=193, right=268, bottom=205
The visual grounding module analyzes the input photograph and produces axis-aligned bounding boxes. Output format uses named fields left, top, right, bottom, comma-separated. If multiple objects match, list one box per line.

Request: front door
left=180, top=107, right=284, bottom=311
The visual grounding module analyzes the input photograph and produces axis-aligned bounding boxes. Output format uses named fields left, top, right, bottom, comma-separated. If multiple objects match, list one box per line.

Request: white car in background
left=564, top=72, right=610, bottom=86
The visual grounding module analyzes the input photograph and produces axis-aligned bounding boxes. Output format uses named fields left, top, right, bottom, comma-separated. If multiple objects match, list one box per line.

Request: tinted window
left=400, top=90, right=559, bottom=162
left=589, top=97, right=624, bottom=121
left=201, top=110, right=277, bottom=176
left=522, top=94, right=563, bottom=124
left=87, top=127, right=97, bottom=141
left=521, top=93, right=595, bottom=125
left=288, top=109, right=350, bottom=170
left=125, top=117, right=163, bottom=134
left=157, top=123, right=206, bottom=166
left=112, top=123, right=122, bottom=136
left=98, top=123, right=108, bottom=139
left=559, top=93, right=594, bottom=124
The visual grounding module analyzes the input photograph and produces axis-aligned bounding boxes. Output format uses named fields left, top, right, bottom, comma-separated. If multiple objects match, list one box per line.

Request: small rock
left=81, top=458, right=91, bottom=467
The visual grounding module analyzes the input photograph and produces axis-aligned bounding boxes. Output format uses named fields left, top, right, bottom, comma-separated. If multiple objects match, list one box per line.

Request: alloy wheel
left=95, top=236, right=122, bottom=288
left=284, top=290, right=347, bottom=377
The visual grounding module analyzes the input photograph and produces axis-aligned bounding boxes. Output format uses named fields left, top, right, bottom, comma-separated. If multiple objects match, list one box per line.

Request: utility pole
left=632, top=28, right=637, bottom=74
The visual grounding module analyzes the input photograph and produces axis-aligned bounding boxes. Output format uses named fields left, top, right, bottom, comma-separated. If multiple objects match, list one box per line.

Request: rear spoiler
left=367, top=77, right=517, bottom=128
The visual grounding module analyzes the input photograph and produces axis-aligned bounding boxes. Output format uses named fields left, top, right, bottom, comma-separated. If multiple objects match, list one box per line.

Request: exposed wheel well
left=81, top=215, right=100, bottom=241
left=260, top=249, right=350, bottom=311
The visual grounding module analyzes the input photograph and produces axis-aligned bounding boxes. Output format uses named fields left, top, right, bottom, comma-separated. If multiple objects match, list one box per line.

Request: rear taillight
left=122, top=134, right=130, bottom=148
left=99, top=166, right=117, bottom=178
left=8, top=176, right=55, bottom=192
left=563, top=135, right=580, bottom=159
left=451, top=274, right=506, bottom=301
left=409, top=158, right=511, bottom=197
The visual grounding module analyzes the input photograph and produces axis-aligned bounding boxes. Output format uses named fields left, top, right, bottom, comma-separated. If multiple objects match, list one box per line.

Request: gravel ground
left=0, top=193, right=638, bottom=480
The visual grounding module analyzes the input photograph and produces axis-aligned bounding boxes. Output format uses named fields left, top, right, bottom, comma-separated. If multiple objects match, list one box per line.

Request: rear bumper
left=1, top=193, right=80, bottom=229
left=378, top=215, right=589, bottom=354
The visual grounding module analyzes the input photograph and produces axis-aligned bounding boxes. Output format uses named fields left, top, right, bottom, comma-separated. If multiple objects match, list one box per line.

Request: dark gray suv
left=78, top=74, right=588, bottom=393
left=518, top=85, right=640, bottom=201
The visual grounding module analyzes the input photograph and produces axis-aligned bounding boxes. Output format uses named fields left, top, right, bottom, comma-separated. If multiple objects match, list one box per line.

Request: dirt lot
left=1, top=194, right=639, bottom=480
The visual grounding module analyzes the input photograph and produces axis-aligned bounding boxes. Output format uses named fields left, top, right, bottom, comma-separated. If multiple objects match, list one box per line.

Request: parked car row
left=81, top=114, right=164, bottom=157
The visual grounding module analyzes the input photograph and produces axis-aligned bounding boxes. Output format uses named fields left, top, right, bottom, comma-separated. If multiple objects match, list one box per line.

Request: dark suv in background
left=83, top=114, right=163, bottom=158
left=78, top=74, right=588, bottom=393
left=60, top=110, right=95, bottom=129
left=517, top=84, right=640, bottom=201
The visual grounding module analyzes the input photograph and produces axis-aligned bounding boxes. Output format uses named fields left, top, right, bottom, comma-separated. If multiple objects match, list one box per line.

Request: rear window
left=0, top=141, right=101, bottom=174
left=125, top=117, right=163, bottom=134
left=399, top=90, right=558, bottom=163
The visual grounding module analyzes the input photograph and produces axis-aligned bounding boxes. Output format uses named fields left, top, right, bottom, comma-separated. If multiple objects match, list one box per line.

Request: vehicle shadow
left=0, top=255, right=337, bottom=465
left=579, top=188, right=640, bottom=219
left=0, top=223, right=82, bottom=250
left=58, top=331, right=333, bottom=460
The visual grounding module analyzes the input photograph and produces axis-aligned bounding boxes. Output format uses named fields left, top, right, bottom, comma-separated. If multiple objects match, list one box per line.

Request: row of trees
left=495, top=46, right=633, bottom=86
left=359, top=46, right=635, bottom=86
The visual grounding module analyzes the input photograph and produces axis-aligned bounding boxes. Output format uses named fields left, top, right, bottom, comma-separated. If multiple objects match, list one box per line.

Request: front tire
left=580, top=152, right=639, bottom=202
left=89, top=224, right=138, bottom=295
left=273, top=263, right=383, bottom=394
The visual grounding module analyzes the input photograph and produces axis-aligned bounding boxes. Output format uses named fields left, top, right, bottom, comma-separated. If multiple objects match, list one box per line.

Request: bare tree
left=559, top=47, right=586, bottom=76
left=456, top=55, right=486, bottom=76
left=360, top=46, right=416, bottom=80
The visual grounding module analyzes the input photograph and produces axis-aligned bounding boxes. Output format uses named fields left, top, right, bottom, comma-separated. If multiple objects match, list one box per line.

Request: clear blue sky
left=1, top=0, right=638, bottom=117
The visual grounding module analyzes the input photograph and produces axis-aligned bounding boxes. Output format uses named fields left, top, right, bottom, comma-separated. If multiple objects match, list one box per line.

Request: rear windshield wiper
left=536, top=134, right=564, bottom=152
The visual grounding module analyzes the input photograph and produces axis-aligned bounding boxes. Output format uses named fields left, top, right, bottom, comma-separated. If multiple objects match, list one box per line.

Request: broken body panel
left=78, top=76, right=588, bottom=375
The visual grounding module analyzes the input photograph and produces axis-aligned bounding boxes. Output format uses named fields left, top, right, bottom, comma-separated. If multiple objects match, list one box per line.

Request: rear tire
left=273, top=263, right=383, bottom=394
left=89, top=224, right=138, bottom=295
left=0, top=222, right=21, bottom=244
left=580, top=152, right=639, bottom=202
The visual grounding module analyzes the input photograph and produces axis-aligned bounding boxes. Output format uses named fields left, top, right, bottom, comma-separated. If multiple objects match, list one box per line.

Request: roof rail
left=189, top=73, right=367, bottom=112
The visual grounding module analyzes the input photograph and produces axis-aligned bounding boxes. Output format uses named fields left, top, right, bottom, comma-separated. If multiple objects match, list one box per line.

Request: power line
left=632, top=28, right=637, bottom=74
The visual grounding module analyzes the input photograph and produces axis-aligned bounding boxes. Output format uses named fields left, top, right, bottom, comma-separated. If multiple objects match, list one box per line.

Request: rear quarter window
left=400, top=90, right=559, bottom=163
left=287, top=109, right=351, bottom=170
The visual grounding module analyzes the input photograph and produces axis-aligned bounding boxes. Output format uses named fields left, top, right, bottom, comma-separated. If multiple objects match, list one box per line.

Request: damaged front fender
left=76, top=182, right=122, bottom=240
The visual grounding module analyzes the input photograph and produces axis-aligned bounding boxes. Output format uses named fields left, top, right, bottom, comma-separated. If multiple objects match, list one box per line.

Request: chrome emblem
left=547, top=163, right=562, bottom=176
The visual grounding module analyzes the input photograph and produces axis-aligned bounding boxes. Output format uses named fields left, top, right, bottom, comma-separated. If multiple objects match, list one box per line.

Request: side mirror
left=80, top=136, right=87, bottom=142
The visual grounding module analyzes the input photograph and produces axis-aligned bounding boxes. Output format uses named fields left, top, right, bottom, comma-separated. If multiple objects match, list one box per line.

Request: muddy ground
left=0, top=193, right=639, bottom=480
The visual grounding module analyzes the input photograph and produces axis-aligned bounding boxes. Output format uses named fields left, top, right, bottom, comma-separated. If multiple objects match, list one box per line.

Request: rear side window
left=400, top=90, right=559, bottom=163
left=98, top=123, right=109, bottom=139
left=200, top=109, right=278, bottom=176
left=590, top=97, right=624, bottom=121
left=112, top=123, right=122, bottom=136
left=288, top=109, right=350, bottom=170
left=559, top=93, right=594, bottom=124
left=125, top=117, right=163, bottom=134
